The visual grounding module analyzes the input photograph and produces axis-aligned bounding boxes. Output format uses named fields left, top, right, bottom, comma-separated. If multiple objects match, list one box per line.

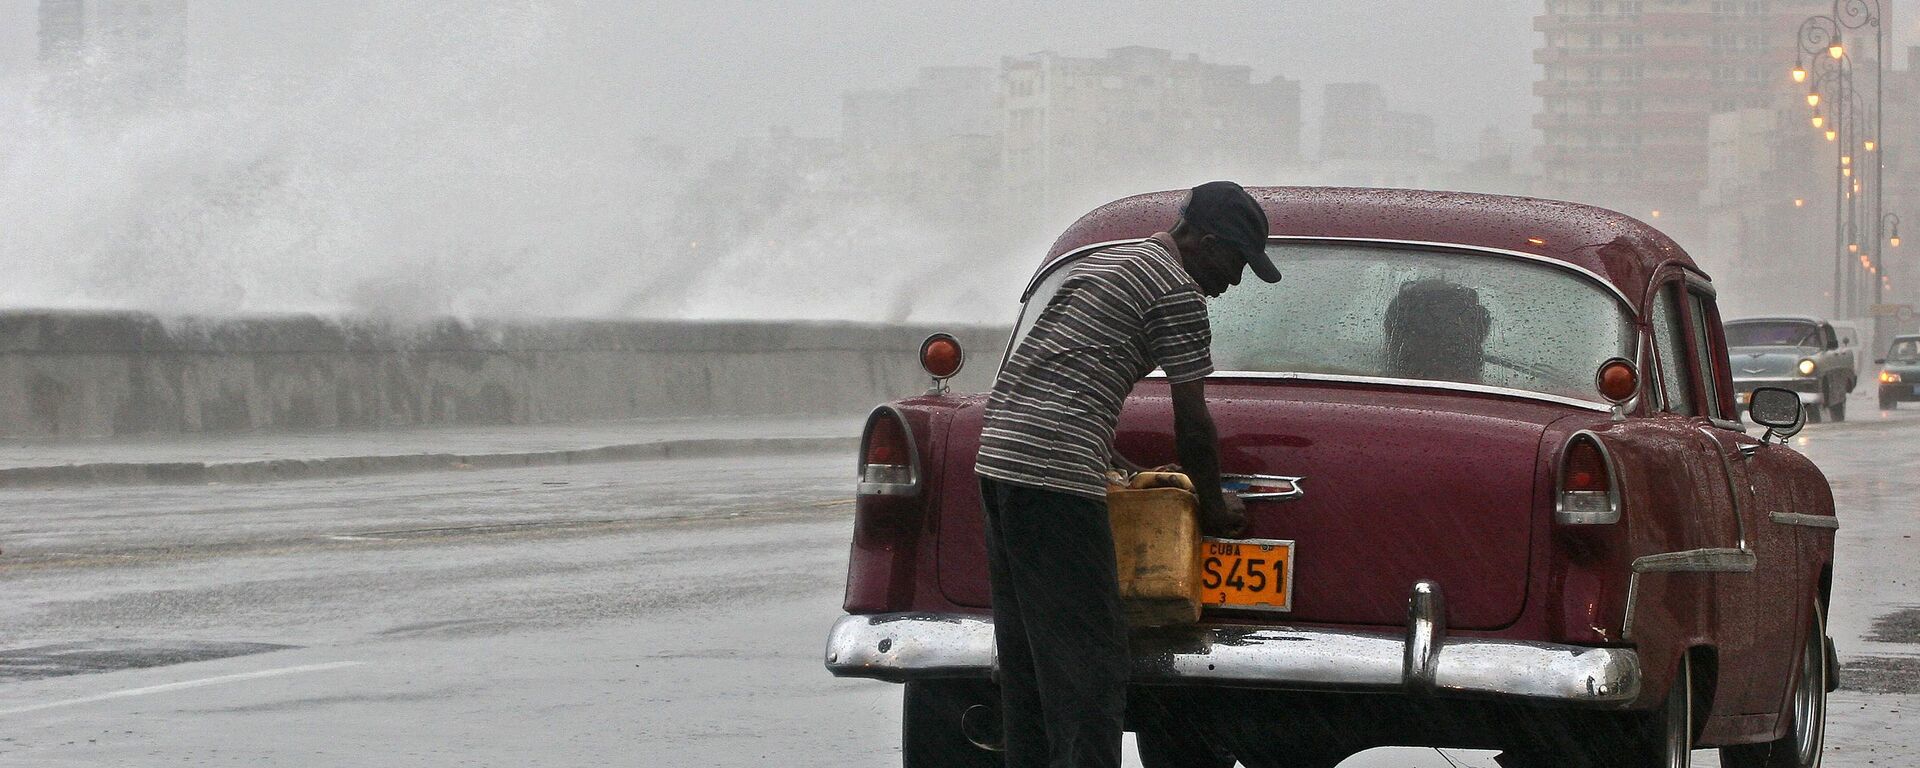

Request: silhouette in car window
left=1383, top=278, right=1492, bottom=384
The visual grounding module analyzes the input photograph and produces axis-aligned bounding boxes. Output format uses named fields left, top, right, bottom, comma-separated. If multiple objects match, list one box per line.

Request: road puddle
left=0, top=640, right=292, bottom=683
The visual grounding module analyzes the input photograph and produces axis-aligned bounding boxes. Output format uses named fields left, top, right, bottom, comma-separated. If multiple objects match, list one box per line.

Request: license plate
left=1198, top=537, right=1295, bottom=613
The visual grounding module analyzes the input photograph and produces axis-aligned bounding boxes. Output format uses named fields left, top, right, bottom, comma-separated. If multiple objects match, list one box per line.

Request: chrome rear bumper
left=825, top=609, right=1641, bottom=706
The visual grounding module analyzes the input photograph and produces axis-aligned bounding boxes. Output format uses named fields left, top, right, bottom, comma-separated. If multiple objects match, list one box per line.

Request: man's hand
left=1170, top=378, right=1248, bottom=538
left=1201, top=491, right=1247, bottom=538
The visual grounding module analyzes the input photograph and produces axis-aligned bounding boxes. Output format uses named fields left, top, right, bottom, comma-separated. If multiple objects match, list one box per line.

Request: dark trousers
left=978, top=477, right=1128, bottom=768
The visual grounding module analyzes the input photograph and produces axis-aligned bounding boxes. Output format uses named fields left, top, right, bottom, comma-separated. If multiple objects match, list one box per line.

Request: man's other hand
left=1201, top=492, right=1247, bottom=538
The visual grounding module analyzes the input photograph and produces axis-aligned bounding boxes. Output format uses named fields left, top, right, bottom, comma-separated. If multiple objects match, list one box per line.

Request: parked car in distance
left=1725, top=316, right=1858, bottom=422
left=826, top=188, right=1840, bottom=768
left=1876, top=334, right=1920, bottom=409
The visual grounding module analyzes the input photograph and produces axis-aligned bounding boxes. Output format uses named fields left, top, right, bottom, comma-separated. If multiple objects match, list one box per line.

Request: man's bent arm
left=1170, top=378, right=1246, bottom=536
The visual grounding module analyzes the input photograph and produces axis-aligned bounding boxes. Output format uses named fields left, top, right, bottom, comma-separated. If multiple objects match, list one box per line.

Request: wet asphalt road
left=2, top=409, right=1917, bottom=767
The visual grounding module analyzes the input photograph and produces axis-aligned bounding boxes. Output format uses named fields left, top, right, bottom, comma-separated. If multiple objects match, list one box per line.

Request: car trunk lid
left=936, top=380, right=1563, bottom=630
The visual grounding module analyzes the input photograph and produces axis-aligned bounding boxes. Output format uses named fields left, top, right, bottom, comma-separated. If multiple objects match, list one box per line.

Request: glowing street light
left=1827, top=130, right=1838, bottom=141
left=1793, top=66, right=1808, bottom=83
left=1830, top=40, right=1845, bottom=59
left=1795, top=198, right=1806, bottom=207
left=1808, top=93, right=1821, bottom=107
left=1812, top=115, right=1826, bottom=128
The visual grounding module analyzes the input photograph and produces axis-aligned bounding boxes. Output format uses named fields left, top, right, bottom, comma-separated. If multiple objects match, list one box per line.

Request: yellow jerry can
left=1106, top=471, right=1202, bottom=627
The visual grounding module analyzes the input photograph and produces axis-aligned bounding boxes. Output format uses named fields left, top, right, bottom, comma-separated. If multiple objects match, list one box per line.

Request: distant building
left=1315, top=82, right=1445, bottom=187
left=1532, top=0, right=1833, bottom=246
left=840, top=66, right=1004, bottom=236
left=37, top=0, right=87, bottom=65
left=37, top=0, right=189, bottom=113
left=1001, top=46, right=1302, bottom=228
left=1701, top=105, right=1829, bottom=316
left=1320, top=82, right=1384, bottom=162
left=843, top=66, right=997, bottom=151
left=38, top=0, right=188, bottom=68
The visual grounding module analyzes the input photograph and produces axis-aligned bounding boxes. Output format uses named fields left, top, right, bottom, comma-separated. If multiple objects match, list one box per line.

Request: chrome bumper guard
left=825, top=583, right=1641, bottom=705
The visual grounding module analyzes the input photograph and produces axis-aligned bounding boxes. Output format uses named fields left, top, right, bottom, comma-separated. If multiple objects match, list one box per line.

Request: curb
left=0, top=435, right=857, bottom=489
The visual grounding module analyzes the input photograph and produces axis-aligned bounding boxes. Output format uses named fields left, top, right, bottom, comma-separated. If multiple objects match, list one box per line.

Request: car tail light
left=859, top=407, right=919, bottom=495
left=1556, top=434, right=1618, bottom=525
left=846, top=405, right=927, bottom=614
left=1551, top=431, right=1630, bottom=643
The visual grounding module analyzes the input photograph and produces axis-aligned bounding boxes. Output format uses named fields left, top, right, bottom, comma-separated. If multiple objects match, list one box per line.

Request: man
left=974, top=181, right=1282, bottom=767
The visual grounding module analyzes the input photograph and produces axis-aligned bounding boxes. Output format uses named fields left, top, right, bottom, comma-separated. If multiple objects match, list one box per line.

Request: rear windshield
left=1011, top=241, right=1636, bottom=404
left=1724, top=321, right=1821, bottom=348
left=1206, top=243, right=1634, bottom=403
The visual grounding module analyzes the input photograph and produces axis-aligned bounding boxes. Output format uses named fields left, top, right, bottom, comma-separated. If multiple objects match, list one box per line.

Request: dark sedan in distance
left=1877, top=335, right=1920, bottom=410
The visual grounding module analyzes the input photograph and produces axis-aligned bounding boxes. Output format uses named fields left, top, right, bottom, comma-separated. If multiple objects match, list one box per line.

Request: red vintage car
left=825, top=188, right=1838, bottom=768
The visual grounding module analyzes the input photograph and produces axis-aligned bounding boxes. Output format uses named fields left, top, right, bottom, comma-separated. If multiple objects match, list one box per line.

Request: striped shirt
left=976, top=236, right=1214, bottom=500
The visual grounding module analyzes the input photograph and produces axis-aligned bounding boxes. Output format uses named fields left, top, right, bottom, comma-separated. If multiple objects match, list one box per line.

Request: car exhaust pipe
left=961, top=704, right=1005, bottom=752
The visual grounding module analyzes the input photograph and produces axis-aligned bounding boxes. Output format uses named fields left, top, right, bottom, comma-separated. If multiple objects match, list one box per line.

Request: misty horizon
left=4, top=1, right=1920, bottom=323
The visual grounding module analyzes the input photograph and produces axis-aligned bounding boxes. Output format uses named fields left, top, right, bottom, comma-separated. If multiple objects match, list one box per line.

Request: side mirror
left=1748, top=387, right=1804, bottom=442
left=1876, top=358, right=1887, bottom=365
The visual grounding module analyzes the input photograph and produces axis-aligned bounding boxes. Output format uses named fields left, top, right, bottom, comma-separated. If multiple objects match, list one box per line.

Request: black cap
left=1182, top=181, right=1280, bottom=283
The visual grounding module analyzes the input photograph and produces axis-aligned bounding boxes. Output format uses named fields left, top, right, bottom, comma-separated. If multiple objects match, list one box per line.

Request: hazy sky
left=0, top=0, right=1551, bottom=155
left=8, top=1, right=1920, bottom=153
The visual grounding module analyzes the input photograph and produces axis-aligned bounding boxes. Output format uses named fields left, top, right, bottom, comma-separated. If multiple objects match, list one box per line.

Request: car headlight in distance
left=1798, top=358, right=1817, bottom=376
left=1884, top=370, right=1904, bottom=383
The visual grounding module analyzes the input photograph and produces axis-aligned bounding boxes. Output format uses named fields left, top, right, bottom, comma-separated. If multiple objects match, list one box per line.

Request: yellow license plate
left=1199, top=537, right=1295, bottom=612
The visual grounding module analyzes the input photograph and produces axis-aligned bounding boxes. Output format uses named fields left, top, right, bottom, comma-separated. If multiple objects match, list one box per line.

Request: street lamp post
left=1883, top=212, right=1901, bottom=299
left=1795, top=2, right=1886, bottom=319
left=1834, top=1, right=1888, bottom=309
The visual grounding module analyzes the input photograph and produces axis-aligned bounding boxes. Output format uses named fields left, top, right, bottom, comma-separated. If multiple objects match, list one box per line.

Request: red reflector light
left=1564, top=439, right=1608, bottom=492
left=920, top=333, right=965, bottom=379
left=1595, top=359, right=1638, bottom=403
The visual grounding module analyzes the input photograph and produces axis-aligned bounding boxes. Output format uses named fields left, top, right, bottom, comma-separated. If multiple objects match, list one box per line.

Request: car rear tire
left=1720, top=607, right=1828, bottom=768
left=1828, top=402, right=1846, bottom=422
left=1882, top=394, right=1898, bottom=410
left=903, top=681, right=1004, bottom=768
left=1805, top=404, right=1823, bottom=424
left=1582, top=653, right=1695, bottom=768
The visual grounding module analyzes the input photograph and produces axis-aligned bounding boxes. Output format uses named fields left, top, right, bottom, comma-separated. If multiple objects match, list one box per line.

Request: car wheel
left=1586, top=653, right=1694, bottom=768
left=1828, top=401, right=1846, bottom=422
left=1720, top=607, right=1828, bottom=768
left=1882, top=394, right=1898, bottom=410
left=903, top=681, right=1004, bottom=768
left=1805, top=403, right=1823, bottom=424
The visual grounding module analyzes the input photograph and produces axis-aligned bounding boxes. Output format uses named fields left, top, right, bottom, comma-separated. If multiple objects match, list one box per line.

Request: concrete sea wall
left=0, top=312, right=1011, bottom=438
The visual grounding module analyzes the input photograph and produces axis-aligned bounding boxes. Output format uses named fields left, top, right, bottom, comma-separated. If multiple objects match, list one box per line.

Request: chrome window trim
left=1020, top=238, right=1149, bottom=301
left=1770, top=512, right=1840, bottom=530
left=1022, top=235, right=1637, bottom=314
left=1148, top=370, right=1613, bottom=413
left=1019, top=236, right=1638, bottom=408
left=1696, top=426, right=1751, bottom=552
left=1708, top=417, right=1750, bottom=434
